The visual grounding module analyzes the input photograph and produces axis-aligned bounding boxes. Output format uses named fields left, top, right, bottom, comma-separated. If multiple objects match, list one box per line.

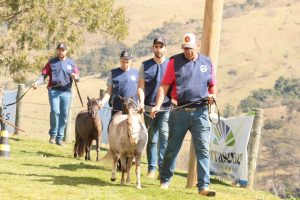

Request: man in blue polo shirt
left=138, top=36, right=171, bottom=179
left=32, top=43, right=80, bottom=146
left=98, top=50, right=138, bottom=118
left=151, top=33, right=217, bottom=197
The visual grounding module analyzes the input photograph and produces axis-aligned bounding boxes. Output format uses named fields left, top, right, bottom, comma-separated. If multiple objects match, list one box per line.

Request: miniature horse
left=107, top=97, right=148, bottom=188
left=74, top=97, right=102, bottom=161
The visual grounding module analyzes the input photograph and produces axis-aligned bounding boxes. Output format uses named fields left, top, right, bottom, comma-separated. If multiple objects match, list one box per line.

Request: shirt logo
left=200, top=65, right=207, bottom=73
left=131, top=75, right=136, bottom=81
left=66, top=65, right=73, bottom=70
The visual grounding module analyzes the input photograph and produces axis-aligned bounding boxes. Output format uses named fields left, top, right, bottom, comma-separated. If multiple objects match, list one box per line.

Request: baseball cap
left=153, top=36, right=166, bottom=46
left=56, top=43, right=67, bottom=50
left=182, top=33, right=196, bottom=48
left=120, top=50, right=132, bottom=60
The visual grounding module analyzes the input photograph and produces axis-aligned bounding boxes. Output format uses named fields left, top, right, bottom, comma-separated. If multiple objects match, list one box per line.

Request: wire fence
left=2, top=81, right=300, bottom=171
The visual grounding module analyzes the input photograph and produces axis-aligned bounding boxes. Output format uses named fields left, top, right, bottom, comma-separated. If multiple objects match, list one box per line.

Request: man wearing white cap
left=150, top=33, right=217, bottom=196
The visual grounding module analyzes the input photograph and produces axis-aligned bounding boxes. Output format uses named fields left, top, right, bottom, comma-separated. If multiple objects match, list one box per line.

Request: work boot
left=56, top=141, right=64, bottom=146
left=160, top=182, right=169, bottom=190
left=198, top=188, right=216, bottom=197
left=49, top=136, right=55, bottom=144
left=147, top=171, right=156, bottom=178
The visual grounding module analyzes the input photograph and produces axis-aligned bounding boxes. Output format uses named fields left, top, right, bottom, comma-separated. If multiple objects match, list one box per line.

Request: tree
left=0, top=0, right=128, bottom=82
left=222, top=103, right=235, bottom=118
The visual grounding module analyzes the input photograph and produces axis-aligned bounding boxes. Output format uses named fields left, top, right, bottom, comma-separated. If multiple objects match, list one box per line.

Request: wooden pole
left=247, top=108, right=264, bottom=189
left=99, top=89, right=105, bottom=100
left=186, top=0, right=224, bottom=188
left=64, top=90, right=75, bottom=142
left=200, top=0, right=224, bottom=72
left=0, top=85, right=4, bottom=131
left=14, top=84, right=25, bottom=135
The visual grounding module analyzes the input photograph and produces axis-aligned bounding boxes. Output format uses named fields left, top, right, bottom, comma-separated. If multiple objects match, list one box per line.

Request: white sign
left=2, top=90, right=17, bottom=134
left=210, top=114, right=254, bottom=186
left=98, top=102, right=111, bottom=144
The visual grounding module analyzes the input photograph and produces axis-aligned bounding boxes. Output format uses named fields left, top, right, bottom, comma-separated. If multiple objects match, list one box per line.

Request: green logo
left=212, top=120, right=235, bottom=147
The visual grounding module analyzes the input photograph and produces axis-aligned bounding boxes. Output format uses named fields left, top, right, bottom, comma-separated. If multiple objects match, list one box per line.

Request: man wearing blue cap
left=98, top=50, right=138, bottom=118
left=32, top=43, right=80, bottom=146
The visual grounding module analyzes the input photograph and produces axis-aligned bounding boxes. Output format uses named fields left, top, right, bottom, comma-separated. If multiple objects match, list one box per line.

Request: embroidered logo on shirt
left=131, top=75, right=136, bottom=81
left=200, top=65, right=207, bottom=73
left=66, top=65, right=73, bottom=70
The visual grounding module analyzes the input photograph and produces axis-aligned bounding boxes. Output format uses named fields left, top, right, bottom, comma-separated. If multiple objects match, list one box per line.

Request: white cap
left=182, top=33, right=196, bottom=48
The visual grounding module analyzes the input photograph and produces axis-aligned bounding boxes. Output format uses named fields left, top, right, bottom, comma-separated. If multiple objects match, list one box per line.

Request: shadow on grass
left=174, top=171, right=187, bottom=178
left=210, top=177, right=232, bottom=187
left=19, top=150, right=69, bottom=158
left=9, top=137, right=22, bottom=141
left=58, top=163, right=111, bottom=171
left=22, top=162, right=111, bottom=172
left=1, top=172, right=115, bottom=187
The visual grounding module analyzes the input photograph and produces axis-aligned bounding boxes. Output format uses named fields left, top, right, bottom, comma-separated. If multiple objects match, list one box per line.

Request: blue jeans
left=48, top=89, right=71, bottom=142
left=144, top=110, right=170, bottom=173
left=160, top=106, right=211, bottom=191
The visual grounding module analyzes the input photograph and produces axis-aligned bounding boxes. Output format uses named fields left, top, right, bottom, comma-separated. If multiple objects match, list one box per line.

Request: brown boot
left=198, top=188, right=216, bottom=197
left=49, top=136, right=55, bottom=144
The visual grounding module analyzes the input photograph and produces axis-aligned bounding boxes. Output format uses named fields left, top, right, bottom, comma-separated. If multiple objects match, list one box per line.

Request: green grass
left=0, top=136, right=279, bottom=200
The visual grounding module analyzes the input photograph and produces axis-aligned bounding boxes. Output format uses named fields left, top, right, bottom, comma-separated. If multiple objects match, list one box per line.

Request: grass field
left=0, top=136, right=279, bottom=200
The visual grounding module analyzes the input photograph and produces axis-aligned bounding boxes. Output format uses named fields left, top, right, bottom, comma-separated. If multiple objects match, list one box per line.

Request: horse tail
left=100, top=149, right=113, bottom=164
left=77, top=137, right=85, bottom=158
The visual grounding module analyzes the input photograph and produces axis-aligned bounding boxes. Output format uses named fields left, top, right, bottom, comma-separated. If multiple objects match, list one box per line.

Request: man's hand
left=207, top=94, right=216, bottom=105
left=150, top=106, right=160, bottom=118
left=31, top=82, right=38, bottom=90
left=71, top=73, right=79, bottom=80
left=98, top=100, right=104, bottom=109
left=138, top=103, right=145, bottom=114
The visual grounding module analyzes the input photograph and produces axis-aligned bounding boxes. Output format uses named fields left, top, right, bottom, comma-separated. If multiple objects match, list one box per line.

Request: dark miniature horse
left=74, top=97, right=103, bottom=161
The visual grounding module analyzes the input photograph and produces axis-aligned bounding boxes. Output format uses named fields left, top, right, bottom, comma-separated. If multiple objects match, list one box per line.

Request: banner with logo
left=2, top=90, right=17, bottom=133
left=210, top=114, right=254, bottom=186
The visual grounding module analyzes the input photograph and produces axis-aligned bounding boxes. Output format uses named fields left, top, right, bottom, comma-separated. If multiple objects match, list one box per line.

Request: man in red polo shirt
left=150, top=33, right=217, bottom=197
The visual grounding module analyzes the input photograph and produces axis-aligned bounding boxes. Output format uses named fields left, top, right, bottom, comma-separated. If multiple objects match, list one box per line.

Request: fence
left=1, top=83, right=299, bottom=194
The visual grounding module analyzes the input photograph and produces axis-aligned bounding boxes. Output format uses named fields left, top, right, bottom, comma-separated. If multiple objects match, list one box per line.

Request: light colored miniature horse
left=74, top=97, right=102, bottom=161
left=108, top=97, right=148, bottom=188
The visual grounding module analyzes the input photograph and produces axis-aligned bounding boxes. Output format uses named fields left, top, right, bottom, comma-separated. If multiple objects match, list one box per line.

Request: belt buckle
left=184, top=107, right=196, bottom=112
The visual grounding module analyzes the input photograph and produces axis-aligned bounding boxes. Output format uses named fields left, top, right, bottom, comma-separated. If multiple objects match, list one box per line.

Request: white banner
left=2, top=90, right=17, bottom=134
left=210, top=114, right=254, bottom=186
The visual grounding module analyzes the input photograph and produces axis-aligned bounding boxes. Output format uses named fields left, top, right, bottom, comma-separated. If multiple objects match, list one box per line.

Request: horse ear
left=87, top=96, right=90, bottom=101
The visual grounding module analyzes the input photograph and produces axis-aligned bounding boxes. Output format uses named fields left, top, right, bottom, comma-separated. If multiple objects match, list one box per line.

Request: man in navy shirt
left=32, top=43, right=80, bottom=146
left=138, top=36, right=170, bottom=179
left=98, top=50, right=138, bottom=118
left=151, top=33, right=217, bottom=197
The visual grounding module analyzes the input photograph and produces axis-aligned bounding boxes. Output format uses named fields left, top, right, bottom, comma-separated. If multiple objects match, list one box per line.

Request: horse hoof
left=121, top=181, right=125, bottom=185
left=136, top=185, right=142, bottom=189
left=111, top=178, right=116, bottom=182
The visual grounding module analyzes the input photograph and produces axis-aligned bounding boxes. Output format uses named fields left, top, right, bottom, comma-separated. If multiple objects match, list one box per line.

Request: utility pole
left=186, top=0, right=224, bottom=188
